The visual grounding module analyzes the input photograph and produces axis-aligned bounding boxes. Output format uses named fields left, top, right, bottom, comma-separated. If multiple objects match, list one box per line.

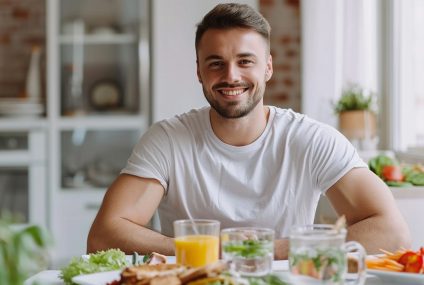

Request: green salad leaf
left=368, top=155, right=396, bottom=177
left=223, top=240, right=272, bottom=258
left=60, top=249, right=129, bottom=285
left=247, top=274, right=289, bottom=285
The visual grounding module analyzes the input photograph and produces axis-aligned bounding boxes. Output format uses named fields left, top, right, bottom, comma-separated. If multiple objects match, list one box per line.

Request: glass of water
left=221, top=227, right=274, bottom=277
left=289, top=224, right=366, bottom=285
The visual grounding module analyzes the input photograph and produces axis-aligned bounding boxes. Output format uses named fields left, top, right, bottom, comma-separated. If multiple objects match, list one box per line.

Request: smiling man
left=87, top=3, right=410, bottom=259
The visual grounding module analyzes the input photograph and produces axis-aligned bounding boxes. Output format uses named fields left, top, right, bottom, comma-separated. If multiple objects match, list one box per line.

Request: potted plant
left=334, top=84, right=377, bottom=140
left=0, top=213, right=51, bottom=285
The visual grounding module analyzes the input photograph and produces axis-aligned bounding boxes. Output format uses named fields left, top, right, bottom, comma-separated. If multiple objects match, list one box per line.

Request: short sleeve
left=309, top=124, right=368, bottom=193
left=121, top=122, right=171, bottom=192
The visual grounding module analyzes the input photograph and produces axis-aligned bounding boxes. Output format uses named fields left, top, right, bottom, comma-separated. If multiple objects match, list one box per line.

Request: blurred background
left=0, top=0, right=423, bottom=267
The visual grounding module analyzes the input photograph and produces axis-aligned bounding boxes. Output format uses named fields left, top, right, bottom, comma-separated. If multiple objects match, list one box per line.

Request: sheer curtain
left=301, top=0, right=379, bottom=128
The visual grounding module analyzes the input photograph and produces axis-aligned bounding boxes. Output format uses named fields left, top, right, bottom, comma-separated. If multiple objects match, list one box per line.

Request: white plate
left=72, top=270, right=121, bottom=285
left=368, top=269, right=424, bottom=284
left=73, top=255, right=176, bottom=285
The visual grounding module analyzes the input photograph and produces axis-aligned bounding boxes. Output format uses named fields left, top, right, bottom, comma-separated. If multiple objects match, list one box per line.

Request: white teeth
left=220, top=89, right=245, bottom=96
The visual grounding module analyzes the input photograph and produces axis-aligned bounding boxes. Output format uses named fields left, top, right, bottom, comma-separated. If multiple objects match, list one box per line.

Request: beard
left=203, top=79, right=266, bottom=119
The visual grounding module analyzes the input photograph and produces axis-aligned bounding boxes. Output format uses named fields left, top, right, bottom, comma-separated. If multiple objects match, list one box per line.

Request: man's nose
left=222, top=63, right=241, bottom=82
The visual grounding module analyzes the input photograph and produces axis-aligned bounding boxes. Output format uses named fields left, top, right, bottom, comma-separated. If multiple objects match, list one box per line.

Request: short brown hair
left=195, top=3, right=271, bottom=52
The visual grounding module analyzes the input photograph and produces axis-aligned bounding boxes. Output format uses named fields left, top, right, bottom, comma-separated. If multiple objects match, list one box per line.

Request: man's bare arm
left=87, top=174, right=174, bottom=255
left=326, top=167, right=411, bottom=254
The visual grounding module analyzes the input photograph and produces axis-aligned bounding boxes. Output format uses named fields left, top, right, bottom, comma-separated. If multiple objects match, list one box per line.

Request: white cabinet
left=46, top=0, right=150, bottom=267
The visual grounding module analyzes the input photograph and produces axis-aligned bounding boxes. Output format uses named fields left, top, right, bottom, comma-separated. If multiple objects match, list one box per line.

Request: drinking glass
left=173, top=219, right=220, bottom=267
left=289, top=224, right=366, bottom=285
left=221, top=227, right=274, bottom=277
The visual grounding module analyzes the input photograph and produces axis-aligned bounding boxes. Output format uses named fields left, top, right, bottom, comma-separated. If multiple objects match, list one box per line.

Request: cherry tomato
left=381, top=165, right=404, bottom=182
left=398, top=251, right=423, bottom=273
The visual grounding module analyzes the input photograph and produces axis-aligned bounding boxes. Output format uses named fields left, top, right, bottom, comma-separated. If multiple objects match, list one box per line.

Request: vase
left=338, top=110, right=377, bottom=140
left=25, top=45, right=42, bottom=102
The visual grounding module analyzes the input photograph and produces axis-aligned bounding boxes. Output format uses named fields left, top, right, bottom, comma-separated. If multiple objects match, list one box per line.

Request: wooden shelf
left=0, top=118, right=47, bottom=131
left=57, top=114, right=147, bottom=130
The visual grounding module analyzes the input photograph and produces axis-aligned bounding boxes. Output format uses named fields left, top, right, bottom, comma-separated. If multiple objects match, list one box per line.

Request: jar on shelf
left=63, top=64, right=86, bottom=116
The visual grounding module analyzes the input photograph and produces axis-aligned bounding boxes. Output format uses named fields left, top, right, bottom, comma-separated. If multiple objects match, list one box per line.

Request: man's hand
left=274, top=238, right=289, bottom=260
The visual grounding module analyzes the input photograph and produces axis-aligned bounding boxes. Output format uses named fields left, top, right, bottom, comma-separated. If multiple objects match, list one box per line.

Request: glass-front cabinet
left=58, top=0, right=148, bottom=117
left=48, top=0, right=150, bottom=266
left=50, top=0, right=150, bottom=193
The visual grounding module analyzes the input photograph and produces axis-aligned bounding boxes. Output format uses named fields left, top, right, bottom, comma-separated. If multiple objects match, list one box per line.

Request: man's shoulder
left=270, top=106, right=323, bottom=129
left=151, top=106, right=209, bottom=139
left=269, top=106, right=341, bottom=143
left=158, top=106, right=209, bottom=125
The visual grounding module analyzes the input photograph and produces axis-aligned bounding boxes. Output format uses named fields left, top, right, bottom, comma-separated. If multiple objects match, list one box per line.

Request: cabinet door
left=58, top=0, right=149, bottom=118
left=0, top=130, right=47, bottom=227
left=51, top=191, right=104, bottom=267
left=151, top=0, right=258, bottom=122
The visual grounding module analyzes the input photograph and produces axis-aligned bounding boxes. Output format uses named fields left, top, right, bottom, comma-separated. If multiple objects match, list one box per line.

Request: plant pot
left=338, top=110, right=377, bottom=140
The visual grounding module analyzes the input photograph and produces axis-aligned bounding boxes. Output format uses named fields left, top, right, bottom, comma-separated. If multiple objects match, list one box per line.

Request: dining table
left=24, top=258, right=416, bottom=285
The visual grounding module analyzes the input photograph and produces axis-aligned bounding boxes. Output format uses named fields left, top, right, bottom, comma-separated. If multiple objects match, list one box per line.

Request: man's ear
left=266, top=54, right=273, bottom=82
left=196, top=60, right=202, bottom=83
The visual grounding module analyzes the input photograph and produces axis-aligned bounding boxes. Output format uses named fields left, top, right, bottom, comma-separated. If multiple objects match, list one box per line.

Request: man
left=87, top=3, right=410, bottom=259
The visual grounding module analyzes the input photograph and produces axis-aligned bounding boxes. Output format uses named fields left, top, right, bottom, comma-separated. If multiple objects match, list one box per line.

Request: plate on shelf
left=0, top=98, right=44, bottom=117
left=368, top=269, right=424, bottom=284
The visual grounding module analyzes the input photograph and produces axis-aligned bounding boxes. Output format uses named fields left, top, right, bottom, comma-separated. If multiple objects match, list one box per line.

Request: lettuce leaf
left=60, top=249, right=128, bottom=285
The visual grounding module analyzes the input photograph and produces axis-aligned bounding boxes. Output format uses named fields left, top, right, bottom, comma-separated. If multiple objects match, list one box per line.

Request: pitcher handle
left=343, top=241, right=367, bottom=285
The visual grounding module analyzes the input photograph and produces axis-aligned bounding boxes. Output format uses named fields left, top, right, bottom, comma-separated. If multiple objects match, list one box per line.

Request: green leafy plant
left=0, top=213, right=51, bottom=285
left=334, top=84, right=375, bottom=114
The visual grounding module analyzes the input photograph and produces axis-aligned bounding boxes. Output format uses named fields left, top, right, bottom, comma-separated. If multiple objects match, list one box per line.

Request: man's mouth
left=216, top=88, right=249, bottom=96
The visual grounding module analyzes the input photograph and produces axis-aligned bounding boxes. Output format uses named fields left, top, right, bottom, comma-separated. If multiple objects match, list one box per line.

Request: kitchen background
left=0, top=0, right=423, bottom=267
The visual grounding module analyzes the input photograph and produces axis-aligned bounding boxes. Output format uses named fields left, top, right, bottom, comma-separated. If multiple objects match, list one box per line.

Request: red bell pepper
left=398, top=251, right=423, bottom=273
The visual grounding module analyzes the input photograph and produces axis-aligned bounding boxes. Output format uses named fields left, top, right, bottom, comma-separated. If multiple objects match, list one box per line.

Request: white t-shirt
left=121, top=106, right=367, bottom=238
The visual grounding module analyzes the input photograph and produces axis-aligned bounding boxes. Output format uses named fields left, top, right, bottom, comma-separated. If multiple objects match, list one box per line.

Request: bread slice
left=179, top=261, right=228, bottom=284
left=120, top=263, right=186, bottom=284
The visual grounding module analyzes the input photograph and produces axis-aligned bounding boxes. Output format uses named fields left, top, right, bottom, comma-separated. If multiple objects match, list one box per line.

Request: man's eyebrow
left=204, top=53, right=257, bottom=62
left=204, top=55, right=223, bottom=62
left=237, top=52, right=257, bottom=58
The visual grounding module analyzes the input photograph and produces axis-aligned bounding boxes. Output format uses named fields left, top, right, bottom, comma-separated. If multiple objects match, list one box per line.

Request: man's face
left=196, top=28, right=273, bottom=119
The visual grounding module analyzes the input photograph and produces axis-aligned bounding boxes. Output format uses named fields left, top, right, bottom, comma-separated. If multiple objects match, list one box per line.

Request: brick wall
left=0, top=0, right=46, bottom=98
left=260, top=0, right=301, bottom=112
left=0, top=0, right=300, bottom=110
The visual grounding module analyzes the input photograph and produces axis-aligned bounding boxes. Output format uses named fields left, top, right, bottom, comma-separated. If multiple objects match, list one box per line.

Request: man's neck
left=209, top=104, right=270, bottom=146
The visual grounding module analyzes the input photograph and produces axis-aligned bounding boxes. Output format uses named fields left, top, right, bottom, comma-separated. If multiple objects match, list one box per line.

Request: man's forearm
left=346, top=213, right=411, bottom=254
left=274, top=238, right=289, bottom=260
left=87, top=217, right=175, bottom=255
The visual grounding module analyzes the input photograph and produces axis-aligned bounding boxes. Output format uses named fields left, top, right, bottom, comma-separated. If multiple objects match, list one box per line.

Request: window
left=389, top=0, right=424, bottom=154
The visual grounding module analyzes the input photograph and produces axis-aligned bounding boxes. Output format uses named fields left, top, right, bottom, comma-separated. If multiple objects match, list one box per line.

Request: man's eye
left=239, top=59, right=254, bottom=65
left=209, top=62, right=223, bottom=69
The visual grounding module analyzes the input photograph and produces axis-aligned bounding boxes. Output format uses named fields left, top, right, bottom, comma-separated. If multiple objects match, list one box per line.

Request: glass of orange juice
left=174, top=219, right=220, bottom=267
